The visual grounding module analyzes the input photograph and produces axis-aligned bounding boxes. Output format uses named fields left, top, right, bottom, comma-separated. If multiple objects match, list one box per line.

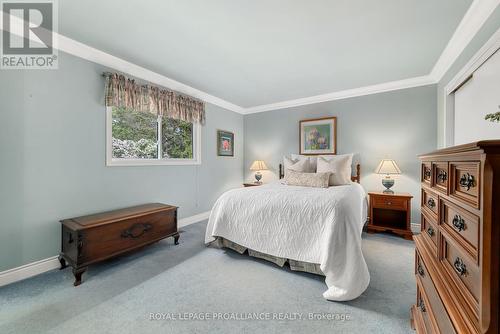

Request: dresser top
left=60, top=203, right=177, bottom=227
left=419, top=140, right=500, bottom=158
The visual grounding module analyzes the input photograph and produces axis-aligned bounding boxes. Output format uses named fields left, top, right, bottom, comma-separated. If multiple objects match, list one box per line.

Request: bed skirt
left=209, top=237, right=324, bottom=276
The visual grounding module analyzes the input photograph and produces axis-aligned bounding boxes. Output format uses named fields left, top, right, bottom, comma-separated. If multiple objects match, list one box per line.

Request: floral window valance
left=104, top=73, right=205, bottom=124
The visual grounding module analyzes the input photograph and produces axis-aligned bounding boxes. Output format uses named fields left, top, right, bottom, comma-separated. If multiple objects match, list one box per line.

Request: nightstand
left=367, top=192, right=413, bottom=240
left=243, top=183, right=262, bottom=187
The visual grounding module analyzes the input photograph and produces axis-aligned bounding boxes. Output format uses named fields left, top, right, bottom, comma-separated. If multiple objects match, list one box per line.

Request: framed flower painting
left=299, top=117, right=337, bottom=155
left=217, top=130, right=234, bottom=156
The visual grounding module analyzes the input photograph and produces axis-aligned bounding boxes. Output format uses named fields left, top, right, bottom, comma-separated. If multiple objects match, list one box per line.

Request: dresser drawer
left=449, top=162, right=480, bottom=209
left=432, top=162, right=449, bottom=195
left=81, top=210, right=176, bottom=263
left=421, top=162, right=432, bottom=186
left=421, top=188, right=438, bottom=218
left=413, top=286, right=432, bottom=334
left=421, top=213, right=438, bottom=256
left=418, top=142, right=500, bottom=334
left=440, top=234, right=480, bottom=314
left=372, top=195, right=407, bottom=210
left=416, top=251, right=456, bottom=334
left=440, top=199, right=479, bottom=261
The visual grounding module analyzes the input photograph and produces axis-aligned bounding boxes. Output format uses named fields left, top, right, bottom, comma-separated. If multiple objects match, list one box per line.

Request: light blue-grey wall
left=244, top=86, right=437, bottom=224
left=0, top=52, right=244, bottom=271
left=437, top=6, right=500, bottom=147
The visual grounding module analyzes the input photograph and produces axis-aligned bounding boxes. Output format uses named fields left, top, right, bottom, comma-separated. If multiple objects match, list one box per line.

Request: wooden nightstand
left=367, top=192, right=413, bottom=240
left=243, top=183, right=262, bottom=187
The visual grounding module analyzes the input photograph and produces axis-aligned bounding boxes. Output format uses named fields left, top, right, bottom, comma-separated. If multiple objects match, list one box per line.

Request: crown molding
left=244, top=0, right=499, bottom=115
left=430, top=0, right=500, bottom=82
left=440, top=26, right=500, bottom=148
left=242, top=75, right=436, bottom=114
left=446, top=26, right=500, bottom=94
left=2, top=1, right=497, bottom=115
left=57, top=35, right=246, bottom=114
left=0, top=11, right=245, bottom=114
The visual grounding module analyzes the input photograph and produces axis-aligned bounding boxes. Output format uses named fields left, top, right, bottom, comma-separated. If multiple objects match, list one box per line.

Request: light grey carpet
left=0, top=221, right=415, bottom=334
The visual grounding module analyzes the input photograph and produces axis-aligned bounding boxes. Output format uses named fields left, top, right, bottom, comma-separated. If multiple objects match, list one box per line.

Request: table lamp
left=375, top=159, right=401, bottom=193
left=249, top=160, right=268, bottom=184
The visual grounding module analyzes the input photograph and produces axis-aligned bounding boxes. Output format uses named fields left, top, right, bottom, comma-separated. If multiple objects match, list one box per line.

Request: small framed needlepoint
left=217, top=130, right=234, bottom=156
left=299, top=117, right=337, bottom=155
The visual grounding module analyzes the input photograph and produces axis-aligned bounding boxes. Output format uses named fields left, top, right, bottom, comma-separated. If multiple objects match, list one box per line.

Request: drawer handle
left=459, top=173, right=475, bottom=191
left=386, top=201, right=392, bottom=205
left=452, top=215, right=465, bottom=232
left=454, top=257, right=467, bottom=276
left=419, top=299, right=426, bottom=312
left=424, top=168, right=431, bottom=179
left=426, top=227, right=435, bottom=237
left=417, top=264, right=424, bottom=276
left=427, top=198, right=435, bottom=208
left=121, top=223, right=153, bottom=239
left=437, top=170, right=447, bottom=182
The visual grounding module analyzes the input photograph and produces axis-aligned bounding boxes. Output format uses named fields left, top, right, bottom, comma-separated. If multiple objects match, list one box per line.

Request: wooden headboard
left=279, top=163, right=361, bottom=183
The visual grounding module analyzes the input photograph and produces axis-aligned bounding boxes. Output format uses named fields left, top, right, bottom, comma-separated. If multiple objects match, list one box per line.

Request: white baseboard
left=178, top=210, right=211, bottom=228
left=411, top=222, right=421, bottom=233
left=0, top=256, right=60, bottom=288
left=0, top=210, right=212, bottom=287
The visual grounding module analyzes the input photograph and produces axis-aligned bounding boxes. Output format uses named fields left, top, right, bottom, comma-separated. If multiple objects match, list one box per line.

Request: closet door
left=454, top=49, right=500, bottom=145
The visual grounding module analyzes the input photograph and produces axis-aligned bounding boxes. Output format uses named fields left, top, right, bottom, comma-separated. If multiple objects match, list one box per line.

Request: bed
left=205, top=163, right=369, bottom=301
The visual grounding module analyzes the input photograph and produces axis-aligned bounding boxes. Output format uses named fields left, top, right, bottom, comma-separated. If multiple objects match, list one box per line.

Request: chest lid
left=60, top=203, right=176, bottom=228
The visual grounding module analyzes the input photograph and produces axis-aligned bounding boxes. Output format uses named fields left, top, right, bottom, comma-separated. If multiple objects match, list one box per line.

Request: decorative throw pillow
left=316, top=154, right=353, bottom=185
left=283, top=156, right=310, bottom=176
left=284, top=170, right=330, bottom=188
left=290, top=154, right=317, bottom=172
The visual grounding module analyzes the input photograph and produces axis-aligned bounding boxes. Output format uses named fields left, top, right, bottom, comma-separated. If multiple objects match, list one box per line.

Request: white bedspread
left=205, top=181, right=370, bottom=301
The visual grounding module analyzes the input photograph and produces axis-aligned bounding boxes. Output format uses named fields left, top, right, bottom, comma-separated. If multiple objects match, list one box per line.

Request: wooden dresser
left=411, top=141, right=500, bottom=334
left=59, top=203, right=179, bottom=286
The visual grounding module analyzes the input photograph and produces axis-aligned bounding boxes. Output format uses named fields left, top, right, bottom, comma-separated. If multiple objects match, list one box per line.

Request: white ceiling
left=58, top=0, right=473, bottom=108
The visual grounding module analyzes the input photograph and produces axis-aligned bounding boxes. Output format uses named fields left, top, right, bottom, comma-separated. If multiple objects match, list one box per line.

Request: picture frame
left=217, top=130, right=234, bottom=157
left=299, top=117, right=337, bottom=155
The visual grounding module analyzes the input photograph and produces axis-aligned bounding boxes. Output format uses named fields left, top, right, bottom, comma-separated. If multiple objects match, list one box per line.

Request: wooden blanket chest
left=59, top=203, right=179, bottom=286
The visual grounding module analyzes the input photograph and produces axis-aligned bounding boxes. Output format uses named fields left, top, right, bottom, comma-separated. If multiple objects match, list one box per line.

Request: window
left=162, top=117, right=193, bottom=159
left=111, top=107, right=159, bottom=159
left=106, top=107, right=200, bottom=166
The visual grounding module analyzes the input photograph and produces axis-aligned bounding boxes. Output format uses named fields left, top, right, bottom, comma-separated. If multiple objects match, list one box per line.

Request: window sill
left=106, top=159, right=201, bottom=166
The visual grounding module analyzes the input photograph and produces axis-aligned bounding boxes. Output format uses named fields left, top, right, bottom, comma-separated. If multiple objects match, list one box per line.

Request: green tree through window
left=162, top=118, right=193, bottom=159
left=111, top=107, right=194, bottom=160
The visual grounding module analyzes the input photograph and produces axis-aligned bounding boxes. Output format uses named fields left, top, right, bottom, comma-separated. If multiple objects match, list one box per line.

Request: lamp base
left=382, top=176, right=395, bottom=193
left=254, top=171, right=263, bottom=184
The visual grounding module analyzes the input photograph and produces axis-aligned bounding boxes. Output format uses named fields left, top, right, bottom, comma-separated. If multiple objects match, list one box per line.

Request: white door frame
left=442, top=27, right=500, bottom=147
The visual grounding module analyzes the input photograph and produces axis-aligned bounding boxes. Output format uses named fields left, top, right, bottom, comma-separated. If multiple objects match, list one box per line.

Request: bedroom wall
left=0, top=52, right=244, bottom=272
left=437, top=6, right=500, bottom=148
left=244, top=85, right=437, bottom=224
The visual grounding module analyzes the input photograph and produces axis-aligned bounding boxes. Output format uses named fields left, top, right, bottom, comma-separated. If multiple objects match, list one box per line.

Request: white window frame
left=105, top=107, right=201, bottom=166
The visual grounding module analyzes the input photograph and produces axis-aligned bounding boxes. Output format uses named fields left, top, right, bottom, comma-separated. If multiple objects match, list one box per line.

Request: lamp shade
left=375, top=159, right=401, bottom=175
left=250, top=160, right=268, bottom=171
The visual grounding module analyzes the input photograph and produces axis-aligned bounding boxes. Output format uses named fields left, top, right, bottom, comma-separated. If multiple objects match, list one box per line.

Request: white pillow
left=290, top=154, right=317, bottom=172
left=316, top=154, right=353, bottom=185
left=284, top=170, right=330, bottom=188
left=283, top=157, right=310, bottom=176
